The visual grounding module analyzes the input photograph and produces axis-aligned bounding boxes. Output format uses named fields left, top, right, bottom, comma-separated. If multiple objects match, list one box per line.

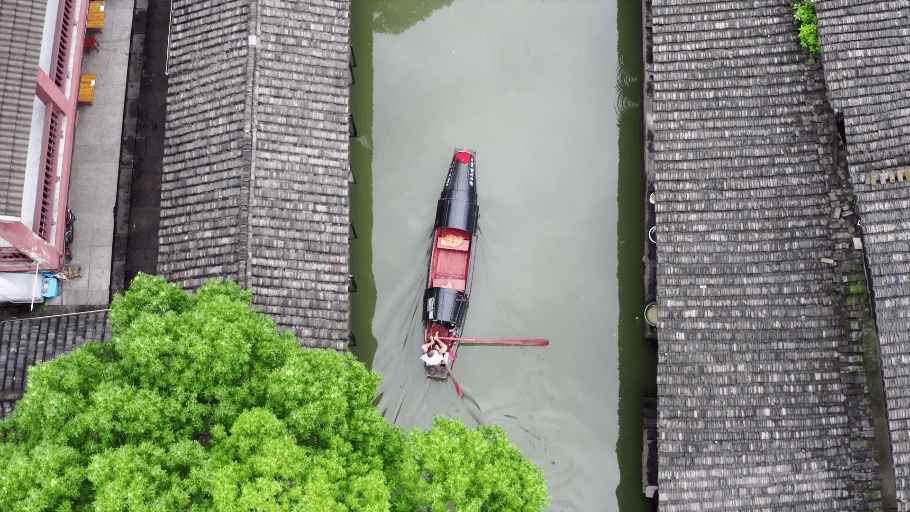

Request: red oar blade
left=450, top=373, right=464, bottom=398
left=438, top=336, right=549, bottom=346
left=442, top=363, right=464, bottom=398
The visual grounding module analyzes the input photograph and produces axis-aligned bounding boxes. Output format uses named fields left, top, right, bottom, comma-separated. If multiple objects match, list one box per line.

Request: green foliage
left=410, top=417, right=550, bottom=512
left=0, top=273, right=548, bottom=511
left=793, top=1, right=820, bottom=54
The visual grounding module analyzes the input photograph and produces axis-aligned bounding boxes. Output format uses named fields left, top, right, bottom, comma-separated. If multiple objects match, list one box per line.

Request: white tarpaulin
left=0, top=273, right=44, bottom=303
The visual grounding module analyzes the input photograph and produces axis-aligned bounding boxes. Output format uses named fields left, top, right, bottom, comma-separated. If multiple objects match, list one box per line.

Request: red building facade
left=0, top=0, right=91, bottom=272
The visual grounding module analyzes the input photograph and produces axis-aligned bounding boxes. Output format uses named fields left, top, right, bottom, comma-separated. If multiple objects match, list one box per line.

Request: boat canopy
left=435, top=197, right=478, bottom=234
left=434, top=150, right=478, bottom=234
left=424, top=287, right=468, bottom=327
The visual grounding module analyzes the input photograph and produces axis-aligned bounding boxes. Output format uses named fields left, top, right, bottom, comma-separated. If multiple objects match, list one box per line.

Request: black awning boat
left=422, top=149, right=477, bottom=379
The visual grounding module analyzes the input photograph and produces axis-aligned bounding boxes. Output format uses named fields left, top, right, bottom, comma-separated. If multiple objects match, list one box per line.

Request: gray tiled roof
left=0, top=0, right=47, bottom=218
left=0, top=311, right=113, bottom=419
left=651, top=0, right=877, bottom=509
left=158, top=0, right=351, bottom=350
left=815, top=0, right=910, bottom=507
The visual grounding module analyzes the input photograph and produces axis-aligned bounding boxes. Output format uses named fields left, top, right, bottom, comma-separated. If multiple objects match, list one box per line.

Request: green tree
left=0, top=274, right=548, bottom=511
left=410, top=418, right=549, bottom=512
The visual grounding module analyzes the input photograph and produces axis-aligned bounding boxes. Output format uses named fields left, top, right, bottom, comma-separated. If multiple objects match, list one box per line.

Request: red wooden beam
left=49, top=0, right=91, bottom=257
left=35, top=68, right=72, bottom=111
left=0, top=220, right=59, bottom=268
left=32, top=107, right=60, bottom=239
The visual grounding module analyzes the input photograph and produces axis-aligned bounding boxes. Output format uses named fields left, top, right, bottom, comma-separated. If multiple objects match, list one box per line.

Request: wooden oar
left=441, top=362, right=464, bottom=398
left=438, top=336, right=549, bottom=346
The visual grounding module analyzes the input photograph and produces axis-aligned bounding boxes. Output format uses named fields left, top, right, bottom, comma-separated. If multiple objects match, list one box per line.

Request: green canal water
left=348, top=1, right=655, bottom=510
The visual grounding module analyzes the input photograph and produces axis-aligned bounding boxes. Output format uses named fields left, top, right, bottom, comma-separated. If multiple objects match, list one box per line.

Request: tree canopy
left=0, top=274, right=548, bottom=511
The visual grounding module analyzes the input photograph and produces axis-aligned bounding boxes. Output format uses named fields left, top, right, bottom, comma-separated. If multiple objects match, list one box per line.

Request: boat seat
left=437, top=234, right=469, bottom=251
left=433, top=278, right=466, bottom=292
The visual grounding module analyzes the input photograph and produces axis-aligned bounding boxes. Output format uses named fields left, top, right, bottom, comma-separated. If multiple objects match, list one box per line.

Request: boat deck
left=429, top=227, right=471, bottom=292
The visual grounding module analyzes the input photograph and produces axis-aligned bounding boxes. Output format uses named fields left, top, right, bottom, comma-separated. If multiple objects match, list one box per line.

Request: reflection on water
left=613, top=2, right=657, bottom=511
left=348, top=1, right=653, bottom=510
left=347, top=0, right=378, bottom=369
left=372, top=0, right=454, bottom=35
left=614, top=55, right=640, bottom=118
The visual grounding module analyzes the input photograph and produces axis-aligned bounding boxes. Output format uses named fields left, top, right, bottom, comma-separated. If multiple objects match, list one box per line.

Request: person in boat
left=421, top=332, right=448, bottom=356
left=420, top=332, right=450, bottom=366
left=420, top=348, right=445, bottom=366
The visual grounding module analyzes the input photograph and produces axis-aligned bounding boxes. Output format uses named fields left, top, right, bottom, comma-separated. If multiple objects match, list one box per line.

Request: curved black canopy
left=434, top=149, right=478, bottom=234
left=424, top=287, right=469, bottom=327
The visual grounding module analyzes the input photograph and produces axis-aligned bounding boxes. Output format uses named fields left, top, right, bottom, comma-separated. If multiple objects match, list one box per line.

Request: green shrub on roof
left=794, top=1, right=821, bottom=54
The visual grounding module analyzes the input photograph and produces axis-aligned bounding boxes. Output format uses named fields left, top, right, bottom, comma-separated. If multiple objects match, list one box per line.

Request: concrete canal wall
left=646, top=0, right=897, bottom=509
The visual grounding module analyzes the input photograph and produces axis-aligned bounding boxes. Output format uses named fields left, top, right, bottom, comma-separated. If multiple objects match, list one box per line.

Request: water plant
left=794, top=1, right=821, bottom=54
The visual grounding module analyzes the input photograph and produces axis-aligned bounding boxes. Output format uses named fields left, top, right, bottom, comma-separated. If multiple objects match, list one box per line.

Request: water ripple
left=615, top=54, right=640, bottom=117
